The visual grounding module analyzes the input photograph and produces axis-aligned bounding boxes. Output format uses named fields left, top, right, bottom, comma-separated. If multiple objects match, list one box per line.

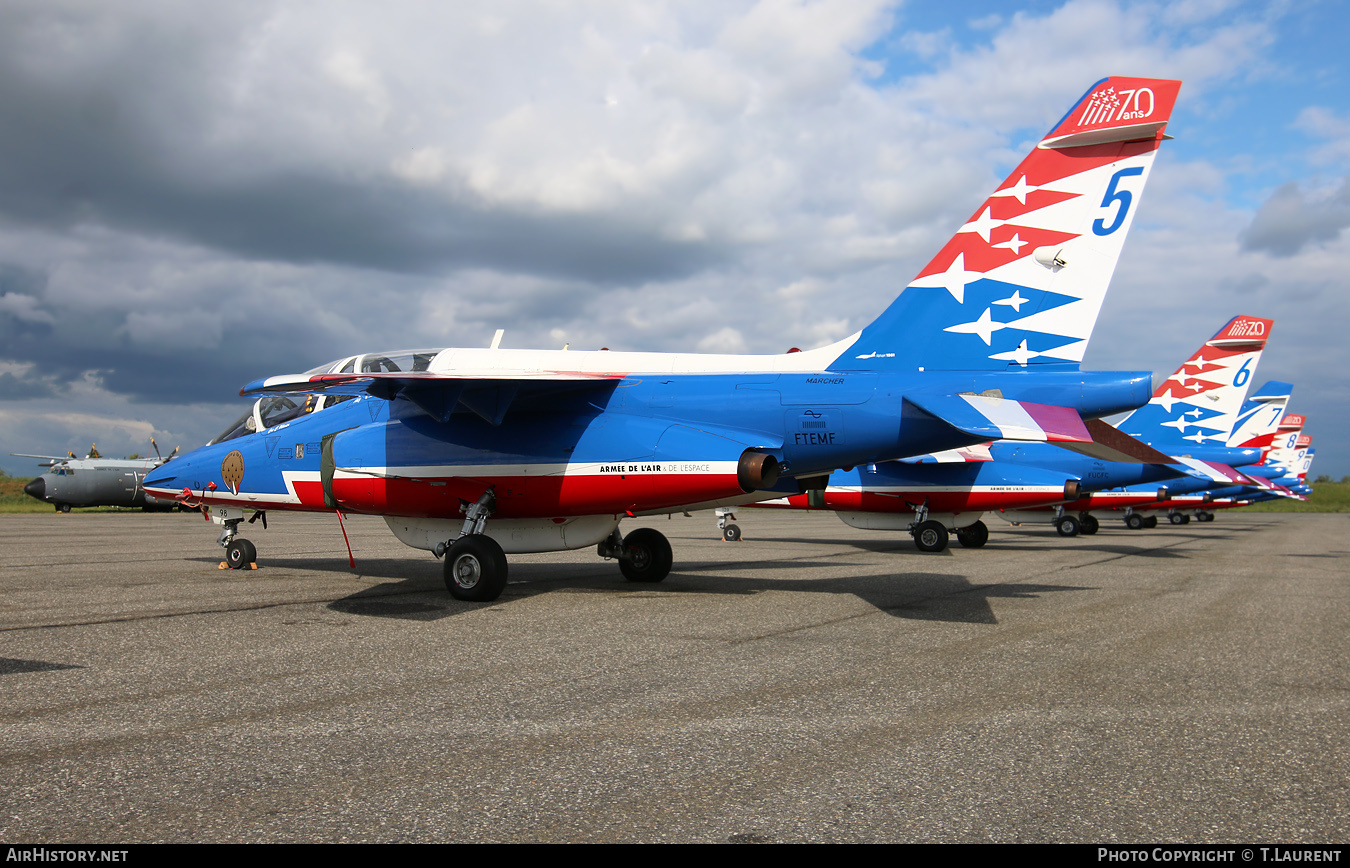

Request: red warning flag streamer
left=334, top=510, right=356, bottom=569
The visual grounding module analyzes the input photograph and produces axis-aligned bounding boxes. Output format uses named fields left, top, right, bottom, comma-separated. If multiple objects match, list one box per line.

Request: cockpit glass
left=355, top=350, right=442, bottom=373
left=303, top=358, right=349, bottom=376
left=259, top=396, right=317, bottom=429
left=211, top=409, right=257, bottom=445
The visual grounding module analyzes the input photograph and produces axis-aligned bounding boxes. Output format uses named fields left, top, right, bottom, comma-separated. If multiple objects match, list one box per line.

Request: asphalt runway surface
left=0, top=509, right=1346, bottom=843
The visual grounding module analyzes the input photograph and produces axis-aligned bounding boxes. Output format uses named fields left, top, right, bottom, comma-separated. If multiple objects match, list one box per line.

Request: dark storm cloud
left=0, top=371, right=61, bottom=399
left=1239, top=179, right=1350, bottom=257
left=0, top=36, right=728, bottom=285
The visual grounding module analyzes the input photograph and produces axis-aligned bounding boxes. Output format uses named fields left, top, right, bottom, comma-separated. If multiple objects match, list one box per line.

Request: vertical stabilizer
left=831, top=77, right=1182, bottom=373
left=1118, top=316, right=1274, bottom=447
left=1226, top=381, right=1292, bottom=451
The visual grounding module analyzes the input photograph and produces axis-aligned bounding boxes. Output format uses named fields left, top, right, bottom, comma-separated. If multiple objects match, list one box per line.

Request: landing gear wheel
left=912, top=520, right=949, bottom=553
left=58, top=503, right=71, bottom=513
left=1125, top=513, right=1144, bottom=530
left=1169, top=512, right=1187, bottom=525
left=444, top=536, right=508, bottom=602
left=1142, top=515, right=1158, bottom=529
left=1078, top=513, right=1099, bottom=535
left=225, top=538, right=257, bottom=570
left=1055, top=515, right=1081, bottom=537
left=1197, top=511, right=1213, bottom=522
left=619, top=528, right=673, bottom=583
left=722, top=523, right=742, bottom=542
left=955, top=520, right=988, bottom=549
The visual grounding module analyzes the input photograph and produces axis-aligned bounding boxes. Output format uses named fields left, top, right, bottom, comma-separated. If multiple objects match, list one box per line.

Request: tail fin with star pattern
left=829, top=76, right=1181, bottom=373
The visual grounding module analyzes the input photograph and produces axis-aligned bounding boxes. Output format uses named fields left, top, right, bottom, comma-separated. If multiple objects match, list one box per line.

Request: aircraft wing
left=10, top=453, right=67, bottom=465
left=904, top=394, right=1093, bottom=444
left=242, top=370, right=626, bottom=426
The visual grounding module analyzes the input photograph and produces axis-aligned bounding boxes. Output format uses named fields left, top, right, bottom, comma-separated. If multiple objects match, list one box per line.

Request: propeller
left=150, top=438, right=181, bottom=466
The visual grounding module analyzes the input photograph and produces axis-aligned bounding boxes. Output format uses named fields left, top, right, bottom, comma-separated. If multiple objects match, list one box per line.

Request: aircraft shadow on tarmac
left=323, top=555, right=1094, bottom=625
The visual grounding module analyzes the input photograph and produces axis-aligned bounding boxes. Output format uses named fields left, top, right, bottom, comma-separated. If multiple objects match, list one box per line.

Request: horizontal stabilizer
left=897, top=444, right=995, bottom=464
left=1050, top=418, right=1178, bottom=463
left=907, top=393, right=1092, bottom=444
left=1173, top=458, right=1253, bottom=485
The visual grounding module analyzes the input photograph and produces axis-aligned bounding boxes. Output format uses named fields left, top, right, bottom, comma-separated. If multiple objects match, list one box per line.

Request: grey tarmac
left=0, top=510, right=1346, bottom=843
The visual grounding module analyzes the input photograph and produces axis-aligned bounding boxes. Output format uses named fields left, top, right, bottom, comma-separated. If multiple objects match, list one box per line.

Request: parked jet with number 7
left=145, top=77, right=1182, bottom=601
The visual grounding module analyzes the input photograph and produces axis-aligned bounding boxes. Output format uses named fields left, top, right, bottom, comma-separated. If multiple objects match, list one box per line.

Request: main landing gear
left=955, top=520, right=989, bottom=549
left=434, top=489, right=676, bottom=602
left=906, top=502, right=988, bottom=552
left=1054, top=512, right=1080, bottom=537
left=1123, top=511, right=1158, bottom=530
left=598, top=527, right=674, bottom=583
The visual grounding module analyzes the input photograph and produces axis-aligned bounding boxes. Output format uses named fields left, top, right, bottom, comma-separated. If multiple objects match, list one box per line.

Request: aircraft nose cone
left=23, top=477, right=45, bottom=500
left=143, top=467, right=176, bottom=492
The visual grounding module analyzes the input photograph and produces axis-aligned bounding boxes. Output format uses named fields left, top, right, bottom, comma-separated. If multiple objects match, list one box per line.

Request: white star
left=992, top=289, right=1028, bottom=312
left=909, top=252, right=982, bottom=304
left=990, top=339, right=1039, bottom=366
left=959, top=206, right=1005, bottom=243
left=944, top=308, right=1006, bottom=346
left=993, top=232, right=1028, bottom=254
left=990, top=175, right=1038, bottom=205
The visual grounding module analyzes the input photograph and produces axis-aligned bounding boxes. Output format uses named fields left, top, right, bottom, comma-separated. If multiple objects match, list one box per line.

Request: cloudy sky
left=1, top=0, right=1347, bottom=480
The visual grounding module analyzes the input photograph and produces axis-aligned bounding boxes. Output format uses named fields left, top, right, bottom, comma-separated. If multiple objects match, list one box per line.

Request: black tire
left=722, top=523, right=742, bottom=542
left=1055, top=515, right=1080, bottom=537
left=1142, top=515, right=1158, bottom=529
left=913, top=520, right=949, bottom=553
left=619, top=528, right=673, bottom=583
left=955, top=519, right=988, bottom=548
left=58, top=503, right=71, bottom=513
left=225, top=538, right=257, bottom=570
left=1198, top=511, right=1213, bottom=522
left=1079, top=513, right=1099, bottom=535
left=443, top=535, right=508, bottom=602
left=1125, top=513, right=1144, bottom=530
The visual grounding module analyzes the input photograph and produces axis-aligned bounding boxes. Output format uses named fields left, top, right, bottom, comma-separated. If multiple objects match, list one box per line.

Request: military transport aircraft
left=15, top=442, right=180, bottom=512
left=145, top=76, right=1182, bottom=601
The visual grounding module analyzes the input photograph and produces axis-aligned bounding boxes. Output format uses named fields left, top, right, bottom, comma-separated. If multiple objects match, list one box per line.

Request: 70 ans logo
left=1078, top=87, right=1155, bottom=127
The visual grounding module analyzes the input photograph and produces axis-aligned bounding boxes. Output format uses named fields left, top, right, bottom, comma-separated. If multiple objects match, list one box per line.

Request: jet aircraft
left=145, top=76, right=1182, bottom=600
left=1074, top=376, right=1293, bottom=526
left=736, top=315, right=1271, bottom=550
left=994, top=315, right=1277, bottom=529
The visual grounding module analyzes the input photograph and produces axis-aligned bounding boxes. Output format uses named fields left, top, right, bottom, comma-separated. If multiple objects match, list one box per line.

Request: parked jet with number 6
left=145, top=77, right=1182, bottom=601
